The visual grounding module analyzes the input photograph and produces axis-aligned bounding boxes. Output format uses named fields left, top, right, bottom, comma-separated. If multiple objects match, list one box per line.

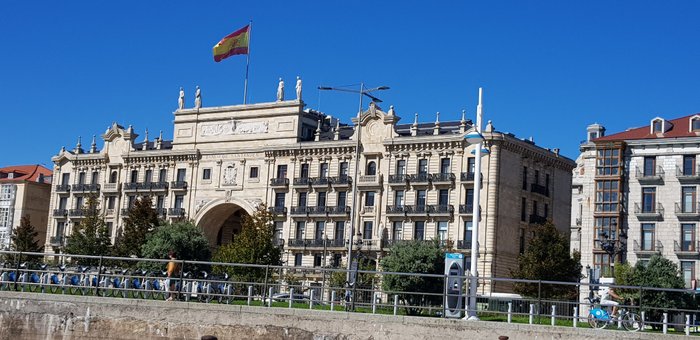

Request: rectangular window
left=643, top=157, right=656, bottom=176
left=59, top=197, right=68, bottom=210
left=365, top=191, right=375, bottom=207
left=335, top=221, right=345, bottom=241
left=91, top=171, right=99, bottom=185
left=294, top=253, right=302, bottom=267
left=545, top=174, right=550, bottom=193
left=439, top=189, right=449, bottom=206
left=521, top=197, right=527, bottom=222
left=0, top=185, right=12, bottom=200
left=532, top=200, right=538, bottom=216
left=468, top=158, right=475, bottom=175
left=277, top=164, right=288, bottom=178
left=315, top=221, right=325, bottom=240
left=274, top=192, right=286, bottom=208
left=317, top=192, right=327, bottom=207
left=593, top=253, right=613, bottom=277
left=683, top=155, right=696, bottom=176
left=518, top=228, right=524, bottom=254
left=274, top=221, right=283, bottom=241
left=295, top=221, right=305, bottom=240
left=130, top=170, right=138, bottom=183
left=56, top=221, right=65, bottom=237
left=61, top=173, right=70, bottom=185
left=363, top=221, right=373, bottom=239
left=465, top=221, right=473, bottom=245
left=143, top=169, right=151, bottom=183
left=298, top=192, right=307, bottom=207
left=158, top=169, right=167, bottom=182
left=595, top=180, right=619, bottom=212
left=466, top=189, right=474, bottom=210
left=332, top=254, right=342, bottom=268
left=682, top=224, right=695, bottom=251
left=416, top=190, right=426, bottom=206
left=0, top=208, right=11, bottom=230
left=339, top=162, right=348, bottom=176
left=440, top=158, right=450, bottom=174
left=106, top=222, right=113, bottom=236
left=544, top=204, right=549, bottom=218
left=300, top=163, right=309, bottom=178
left=249, top=166, right=259, bottom=178
left=319, top=163, right=329, bottom=178
left=596, top=148, right=620, bottom=176
left=522, top=167, right=528, bottom=190
left=693, top=119, right=700, bottom=132
left=642, top=187, right=656, bottom=213
left=414, top=221, right=425, bottom=240
left=75, top=196, right=84, bottom=209
left=174, top=195, right=184, bottom=209
left=641, top=223, right=655, bottom=250
left=681, top=261, right=695, bottom=288
left=156, top=195, right=164, bottom=209
left=534, top=170, right=540, bottom=185
left=418, top=159, right=428, bottom=175
left=438, top=221, right=448, bottom=241
left=394, top=190, right=405, bottom=206
left=653, top=120, right=663, bottom=133
left=176, top=169, right=186, bottom=182
left=202, top=168, right=211, bottom=180
left=107, top=196, right=115, bottom=209
left=682, top=186, right=696, bottom=213
left=78, top=172, right=86, bottom=185
left=396, top=160, right=406, bottom=175
left=313, top=254, right=322, bottom=267
left=392, top=221, right=403, bottom=240
left=337, top=191, right=347, bottom=207
left=127, top=195, right=135, bottom=208
left=594, top=217, right=618, bottom=250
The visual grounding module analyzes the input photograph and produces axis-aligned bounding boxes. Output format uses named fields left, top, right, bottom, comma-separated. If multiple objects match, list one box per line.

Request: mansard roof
left=594, top=113, right=700, bottom=142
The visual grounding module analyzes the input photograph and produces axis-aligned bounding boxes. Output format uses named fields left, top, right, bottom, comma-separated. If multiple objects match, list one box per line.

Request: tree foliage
left=212, top=205, right=282, bottom=284
left=140, top=220, right=211, bottom=272
left=63, top=195, right=112, bottom=266
left=9, top=215, right=43, bottom=264
left=381, top=240, right=445, bottom=315
left=511, top=222, right=582, bottom=300
left=113, top=195, right=159, bottom=259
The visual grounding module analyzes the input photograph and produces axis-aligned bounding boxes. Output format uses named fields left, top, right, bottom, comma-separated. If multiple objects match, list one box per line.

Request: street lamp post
left=317, top=83, right=389, bottom=285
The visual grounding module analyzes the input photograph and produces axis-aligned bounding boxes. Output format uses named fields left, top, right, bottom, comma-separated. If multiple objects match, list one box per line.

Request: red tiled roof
left=594, top=113, right=700, bottom=142
left=0, top=164, right=52, bottom=183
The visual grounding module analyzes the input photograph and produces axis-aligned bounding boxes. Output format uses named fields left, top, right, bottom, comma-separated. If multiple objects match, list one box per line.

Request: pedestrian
left=166, top=250, right=180, bottom=301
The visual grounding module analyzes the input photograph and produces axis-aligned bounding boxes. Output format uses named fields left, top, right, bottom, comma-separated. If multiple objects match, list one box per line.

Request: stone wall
left=0, top=292, right=682, bottom=340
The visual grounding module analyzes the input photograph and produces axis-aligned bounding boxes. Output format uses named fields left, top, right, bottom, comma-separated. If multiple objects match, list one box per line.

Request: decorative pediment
left=102, top=122, right=138, bottom=142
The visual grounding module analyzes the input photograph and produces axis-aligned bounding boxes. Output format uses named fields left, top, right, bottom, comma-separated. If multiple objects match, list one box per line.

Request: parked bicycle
left=588, top=297, right=643, bottom=331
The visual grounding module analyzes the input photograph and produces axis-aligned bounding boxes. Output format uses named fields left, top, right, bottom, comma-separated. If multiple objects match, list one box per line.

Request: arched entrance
left=195, top=203, right=251, bottom=248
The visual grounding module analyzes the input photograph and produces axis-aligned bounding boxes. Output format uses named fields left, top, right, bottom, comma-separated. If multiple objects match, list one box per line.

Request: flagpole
left=243, top=21, right=252, bottom=104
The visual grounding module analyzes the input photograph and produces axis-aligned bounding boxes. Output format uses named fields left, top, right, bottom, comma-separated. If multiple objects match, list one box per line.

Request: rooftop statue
left=178, top=87, right=185, bottom=110
left=194, top=86, right=202, bottom=109
left=277, top=78, right=284, bottom=102
left=296, top=76, right=302, bottom=101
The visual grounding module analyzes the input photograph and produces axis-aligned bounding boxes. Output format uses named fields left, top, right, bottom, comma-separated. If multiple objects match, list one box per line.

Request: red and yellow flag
left=213, top=25, right=250, bottom=62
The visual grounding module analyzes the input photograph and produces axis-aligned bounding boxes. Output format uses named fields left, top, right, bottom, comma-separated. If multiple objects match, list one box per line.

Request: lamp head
left=464, top=132, right=484, bottom=144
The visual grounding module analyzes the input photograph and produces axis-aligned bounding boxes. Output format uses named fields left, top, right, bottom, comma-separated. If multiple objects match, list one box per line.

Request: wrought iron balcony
left=388, top=174, right=408, bottom=184
left=635, top=166, right=664, bottom=183
left=674, top=240, right=700, bottom=255
left=155, top=208, right=167, bottom=218
left=329, top=175, right=351, bottom=186
left=123, top=182, right=140, bottom=190
left=287, top=238, right=307, bottom=248
left=49, top=236, right=64, bottom=247
left=633, top=240, right=663, bottom=255
left=310, top=177, right=330, bottom=187
left=327, top=206, right=350, bottom=215
left=72, top=183, right=100, bottom=192
left=274, top=238, right=285, bottom=247
left=270, top=177, right=290, bottom=187
left=459, top=204, right=474, bottom=214
left=634, top=202, right=664, bottom=220
left=55, top=184, right=71, bottom=193
left=308, top=206, right=329, bottom=215
left=290, top=206, right=311, bottom=215
left=456, top=240, right=473, bottom=250
left=432, top=173, right=455, bottom=185
left=407, top=173, right=430, bottom=185
left=328, top=239, right=347, bottom=247
left=268, top=206, right=288, bottom=215
left=53, top=208, right=68, bottom=217
left=293, top=177, right=311, bottom=186
left=121, top=208, right=132, bottom=215
left=674, top=202, right=700, bottom=219
left=530, top=183, right=549, bottom=197
left=405, top=205, right=428, bottom=215
left=69, top=209, right=90, bottom=217
left=386, top=205, right=408, bottom=215
left=460, top=172, right=475, bottom=182
left=428, top=204, right=454, bottom=214
left=170, top=181, right=188, bottom=190
left=382, top=239, right=407, bottom=248
left=529, top=214, right=547, bottom=224
left=168, top=208, right=185, bottom=216
left=145, top=182, right=169, bottom=190
left=676, top=165, right=700, bottom=182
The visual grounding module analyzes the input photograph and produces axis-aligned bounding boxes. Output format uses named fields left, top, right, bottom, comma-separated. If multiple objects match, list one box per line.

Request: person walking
left=166, top=251, right=180, bottom=301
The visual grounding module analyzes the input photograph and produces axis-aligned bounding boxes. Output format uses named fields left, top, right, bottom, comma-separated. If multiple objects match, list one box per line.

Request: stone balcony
left=635, top=166, right=664, bottom=183
left=674, top=202, right=700, bottom=220
left=673, top=240, right=700, bottom=257
left=634, top=203, right=664, bottom=220
left=676, top=165, right=700, bottom=183
left=102, top=183, right=120, bottom=193
left=356, top=174, right=382, bottom=188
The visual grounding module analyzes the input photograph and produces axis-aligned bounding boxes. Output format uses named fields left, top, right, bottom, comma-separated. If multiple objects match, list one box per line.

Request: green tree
left=212, top=205, right=282, bottom=286
left=511, top=222, right=582, bottom=300
left=63, top=195, right=112, bottom=266
left=113, top=195, right=158, bottom=259
left=9, top=215, right=44, bottom=264
left=381, top=240, right=445, bottom=315
left=141, top=220, right=211, bottom=272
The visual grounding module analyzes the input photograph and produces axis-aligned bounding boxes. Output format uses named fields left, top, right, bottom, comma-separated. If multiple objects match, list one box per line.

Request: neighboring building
left=0, top=165, right=53, bottom=249
left=46, top=85, right=574, bottom=293
left=573, top=114, right=700, bottom=288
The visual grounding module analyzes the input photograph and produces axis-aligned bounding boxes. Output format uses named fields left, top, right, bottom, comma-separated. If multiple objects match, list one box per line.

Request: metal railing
left=431, top=173, right=455, bottom=183
left=460, top=172, right=475, bottom=182
left=55, top=184, right=71, bottom=192
left=635, top=166, right=665, bottom=181
left=530, top=183, right=549, bottom=197
left=270, top=178, right=289, bottom=186
left=407, top=173, right=430, bottom=184
left=268, top=206, right=288, bottom=215
left=170, top=181, right=188, bottom=190
left=72, top=183, right=100, bottom=192
left=329, top=176, right=351, bottom=186
left=673, top=240, right=700, bottom=254
left=674, top=202, right=700, bottom=215
left=633, top=240, right=663, bottom=254
left=634, top=202, right=664, bottom=216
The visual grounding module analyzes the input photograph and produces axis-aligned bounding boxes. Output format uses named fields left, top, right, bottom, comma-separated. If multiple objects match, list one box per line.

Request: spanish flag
left=213, top=25, right=250, bottom=62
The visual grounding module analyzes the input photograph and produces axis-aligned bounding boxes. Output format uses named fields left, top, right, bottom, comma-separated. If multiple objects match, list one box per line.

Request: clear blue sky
left=2, top=1, right=699, bottom=166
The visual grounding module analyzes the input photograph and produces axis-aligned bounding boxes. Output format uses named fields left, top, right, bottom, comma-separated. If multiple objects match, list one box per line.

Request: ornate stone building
left=46, top=90, right=574, bottom=293
left=0, top=164, right=52, bottom=249
left=572, top=114, right=700, bottom=288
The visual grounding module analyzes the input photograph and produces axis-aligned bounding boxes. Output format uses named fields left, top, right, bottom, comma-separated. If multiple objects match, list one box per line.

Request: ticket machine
left=444, top=253, right=465, bottom=318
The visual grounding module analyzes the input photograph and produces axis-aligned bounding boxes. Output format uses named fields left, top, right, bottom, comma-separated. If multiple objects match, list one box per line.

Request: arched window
left=366, top=161, right=377, bottom=176
left=109, top=171, right=118, bottom=183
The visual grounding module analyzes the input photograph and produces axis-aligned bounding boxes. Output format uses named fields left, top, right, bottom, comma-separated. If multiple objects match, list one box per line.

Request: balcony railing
left=308, top=206, right=329, bottom=215
left=310, top=177, right=330, bottom=187
left=382, top=239, right=408, bottom=248
left=405, top=205, right=428, bottom=215
left=155, top=208, right=167, bottom=217
left=329, top=175, right=351, bottom=186
left=674, top=240, right=700, bottom=255
left=635, top=166, right=665, bottom=182
left=456, top=240, right=473, bottom=250
left=123, top=182, right=140, bottom=190
left=386, top=205, right=408, bottom=215
left=290, top=206, right=311, bottom=215
left=49, top=236, right=64, bottom=247
left=287, top=238, right=306, bottom=247
left=69, top=209, right=89, bottom=217
left=432, top=173, right=455, bottom=184
left=633, top=240, right=663, bottom=254
left=459, top=204, right=474, bottom=214
left=268, top=206, right=288, bottom=215
left=72, top=183, right=100, bottom=192
left=530, top=183, right=549, bottom=197
left=168, top=208, right=185, bottom=216
left=529, top=214, right=547, bottom=224
left=674, top=202, right=700, bottom=218
left=327, top=206, right=350, bottom=215
left=634, top=202, right=664, bottom=219
left=170, top=181, right=188, bottom=190
left=53, top=208, right=68, bottom=217
left=407, top=173, right=430, bottom=184
left=357, top=174, right=382, bottom=187
left=593, top=238, right=621, bottom=252
left=270, top=178, right=289, bottom=187
left=104, top=208, right=115, bottom=216
left=293, top=177, right=311, bottom=186
left=362, top=206, right=375, bottom=214
left=388, top=174, right=408, bottom=184
left=121, top=208, right=132, bottom=215
left=102, top=183, right=120, bottom=192
left=460, top=172, right=475, bottom=182
left=428, top=204, right=454, bottom=214
left=55, top=184, right=71, bottom=193
left=575, top=217, right=582, bottom=226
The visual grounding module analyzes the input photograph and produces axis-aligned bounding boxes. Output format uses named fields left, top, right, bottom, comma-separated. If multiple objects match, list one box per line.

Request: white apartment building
left=572, top=114, right=700, bottom=288
left=46, top=85, right=574, bottom=293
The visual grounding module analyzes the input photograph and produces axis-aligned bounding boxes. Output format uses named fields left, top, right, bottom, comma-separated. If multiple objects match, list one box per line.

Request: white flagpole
left=243, top=21, right=252, bottom=104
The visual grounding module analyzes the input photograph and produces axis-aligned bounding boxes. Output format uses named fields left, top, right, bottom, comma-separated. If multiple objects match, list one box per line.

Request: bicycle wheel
left=621, top=312, right=643, bottom=332
left=588, top=314, right=608, bottom=329
left=142, top=280, right=152, bottom=299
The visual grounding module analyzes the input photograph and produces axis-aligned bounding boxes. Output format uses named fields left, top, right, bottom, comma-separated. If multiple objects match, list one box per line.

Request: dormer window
left=652, top=119, right=663, bottom=133
left=690, top=116, right=700, bottom=132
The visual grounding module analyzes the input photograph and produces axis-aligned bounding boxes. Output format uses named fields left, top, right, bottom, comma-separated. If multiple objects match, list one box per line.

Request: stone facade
left=0, top=165, right=52, bottom=249
left=573, top=114, right=700, bottom=288
left=46, top=93, right=573, bottom=293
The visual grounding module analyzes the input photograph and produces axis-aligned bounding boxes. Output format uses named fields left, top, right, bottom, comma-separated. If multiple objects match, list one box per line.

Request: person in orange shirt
left=166, top=251, right=180, bottom=301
